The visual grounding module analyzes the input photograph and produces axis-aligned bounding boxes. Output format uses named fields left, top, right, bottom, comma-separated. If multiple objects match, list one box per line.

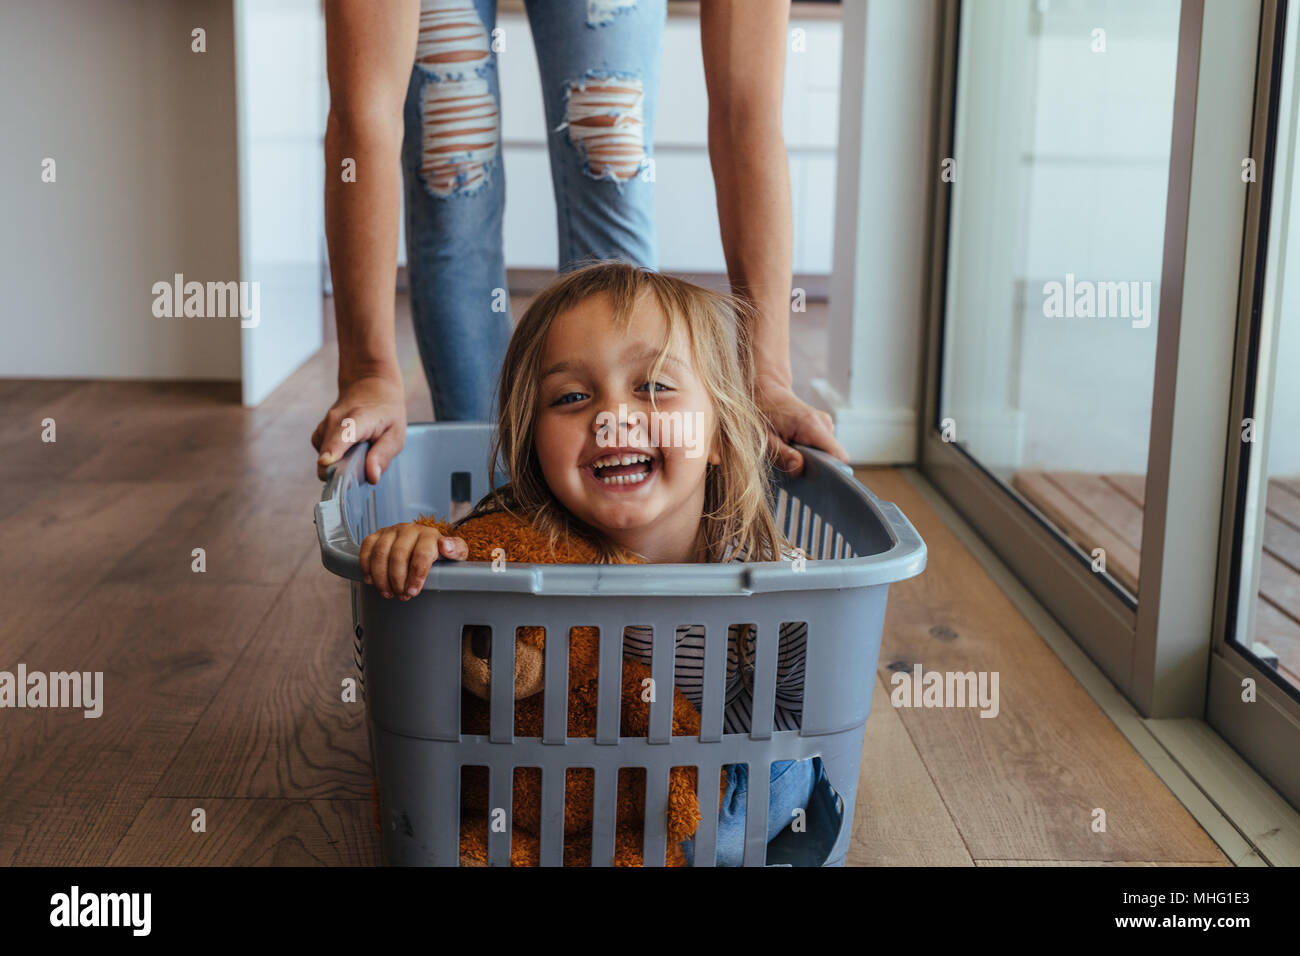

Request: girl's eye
left=636, top=381, right=672, bottom=393
left=551, top=391, right=587, bottom=406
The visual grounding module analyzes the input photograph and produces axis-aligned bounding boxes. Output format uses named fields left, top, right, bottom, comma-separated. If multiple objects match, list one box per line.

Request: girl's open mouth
left=586, top=450, right=658, bottom=488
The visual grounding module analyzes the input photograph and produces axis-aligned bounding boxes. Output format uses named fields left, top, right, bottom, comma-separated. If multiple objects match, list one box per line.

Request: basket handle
left=796, top=443, right=927, bottom=574
left=315, top=443, right=367, bottom=580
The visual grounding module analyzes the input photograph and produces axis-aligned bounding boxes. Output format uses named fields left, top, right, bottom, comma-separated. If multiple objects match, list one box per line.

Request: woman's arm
left=311, top=0, right=419, bottom=483
left=699, top=0, right=849, bottom=473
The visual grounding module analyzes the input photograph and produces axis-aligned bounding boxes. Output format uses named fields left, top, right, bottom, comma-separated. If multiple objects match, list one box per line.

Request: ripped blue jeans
left=402, top=0, right=666, bottom=421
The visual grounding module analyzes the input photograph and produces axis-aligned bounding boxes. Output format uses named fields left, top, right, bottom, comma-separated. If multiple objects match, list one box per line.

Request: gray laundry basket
left=315, top=422, right=926, bottom=866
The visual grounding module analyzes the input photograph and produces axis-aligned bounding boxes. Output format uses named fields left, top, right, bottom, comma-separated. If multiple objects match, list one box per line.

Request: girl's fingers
left=358, top=532, right=376, bottom=585
left=368, top=531, right=395, bottom=596
left=364, top=528, right=468, bottom=599
left=406, top=535, right=440, bottom=596
left=387, top=524, right=423, bottom=596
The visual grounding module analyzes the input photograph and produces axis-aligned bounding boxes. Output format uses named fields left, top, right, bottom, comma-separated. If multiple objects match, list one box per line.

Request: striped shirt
left=621, top=542, right=807, bottom=734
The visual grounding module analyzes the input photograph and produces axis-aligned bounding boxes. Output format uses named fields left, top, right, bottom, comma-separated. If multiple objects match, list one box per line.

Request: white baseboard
left=941, top=408, right=1028, bottom=472
left=810, top=378, right=918, bottom=465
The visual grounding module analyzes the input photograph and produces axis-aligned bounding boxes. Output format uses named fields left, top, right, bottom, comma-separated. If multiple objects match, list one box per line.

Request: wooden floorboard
left=1102, top=473, right=1146, bottom=509
left=847, top=673, right=974, bottom=866
left=1049, top=472, right=1144, bottom=551
left=976, top=859, right=1229, bottom=867
left=857, top=468, right=1227, bottom=864
left=154, top=545, right=371, bottom=800
left=1011, top=471, right=1140, bottom=593
left=109, top=799, right=381, bottom=866
left=0, top=579, right=282, bottom=864
left=0, top=480, right=196, bottom=663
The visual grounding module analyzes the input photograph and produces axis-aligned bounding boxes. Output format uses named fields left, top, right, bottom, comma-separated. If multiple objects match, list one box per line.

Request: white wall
left=235, top=0, right=326, bottom=406
left=0, top=0, right=241, bottom=380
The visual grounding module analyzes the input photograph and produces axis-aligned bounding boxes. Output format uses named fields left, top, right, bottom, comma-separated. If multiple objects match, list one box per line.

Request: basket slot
left=774, top=487, right=790, bottom=538
left=809, top=513, right=823, bottom=559
left=648, top=625, right=675, bottom=744
left=748, top=619, right=779, bottom=740
left=539, top=767, right=566, bottom=866
left=542, top=626, right=570, bottom=745
left=591, top=766, right=619, bottom=866
left=698, top=619, right=730, bottom=743
left=819, top=520, right=833, bottom=560
left=778, top=621, right=809, bottom=722
left=642, top=764, right=670, bottom=865
left=692, top=762, right=721, bottom=865
left=595, top=621, right=624, bottom=746
left=784, top=493, right=800, bottom=541
left=488, top=765, right=514, bottom=866
left=787, top=496, right=806, bottom=551
left=834, top=530, right=845, bottom=559
left=449, top=471, right=473, bottom=522
left=742, top=761, right=770, bottom=866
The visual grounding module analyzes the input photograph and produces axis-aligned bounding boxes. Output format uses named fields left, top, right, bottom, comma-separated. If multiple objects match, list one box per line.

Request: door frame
left=1207, top=0, right=1300, bottom=810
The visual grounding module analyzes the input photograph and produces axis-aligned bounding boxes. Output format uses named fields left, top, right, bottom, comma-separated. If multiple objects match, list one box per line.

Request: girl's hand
left=359, top=522, right=468, bottom=599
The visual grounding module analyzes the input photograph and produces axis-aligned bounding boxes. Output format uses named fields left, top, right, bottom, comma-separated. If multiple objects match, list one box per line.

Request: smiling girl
left=359, top=261, right=839, bottom=864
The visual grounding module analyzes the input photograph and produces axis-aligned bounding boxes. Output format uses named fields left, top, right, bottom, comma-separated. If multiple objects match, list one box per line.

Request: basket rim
left=316, top=422, right=926, bottom=595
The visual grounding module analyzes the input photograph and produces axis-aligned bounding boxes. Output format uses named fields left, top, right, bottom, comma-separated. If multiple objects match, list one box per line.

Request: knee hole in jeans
left=562, top=73, right=648, bottom=184
left=415, top=2, right=499, bottom=197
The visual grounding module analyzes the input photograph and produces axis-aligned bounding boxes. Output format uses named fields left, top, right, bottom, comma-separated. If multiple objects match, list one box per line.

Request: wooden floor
left=1013, top=470, right=1300, bottom=687
left=0, top=296, right=1226, bottom=865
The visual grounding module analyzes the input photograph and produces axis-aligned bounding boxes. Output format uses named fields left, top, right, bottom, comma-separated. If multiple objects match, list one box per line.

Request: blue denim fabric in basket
left=681, top=756, right=841, bottom=866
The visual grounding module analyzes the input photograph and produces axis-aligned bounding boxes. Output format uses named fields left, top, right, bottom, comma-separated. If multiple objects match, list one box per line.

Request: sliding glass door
left=937, top=0, right=1180, bottom=603
left=923, top=0, right=1300, bottom=810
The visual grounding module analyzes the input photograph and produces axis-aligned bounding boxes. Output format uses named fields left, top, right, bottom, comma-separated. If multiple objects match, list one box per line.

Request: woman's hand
left=311, top=372, right=407, bottom=484
left=756, top=379, right=850, bottom=476
left=359, top=522, right=468, bottom=599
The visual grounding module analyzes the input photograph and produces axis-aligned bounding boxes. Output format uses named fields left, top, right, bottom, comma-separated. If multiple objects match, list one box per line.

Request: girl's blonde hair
left=459, top=260, right=789, bottom=565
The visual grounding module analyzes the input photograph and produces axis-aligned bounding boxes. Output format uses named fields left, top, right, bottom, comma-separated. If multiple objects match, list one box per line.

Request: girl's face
left=534, top=292, right=722, bottom=563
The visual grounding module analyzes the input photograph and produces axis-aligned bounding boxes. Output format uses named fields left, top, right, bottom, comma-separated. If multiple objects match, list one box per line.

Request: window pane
left=939, top=0, right=1182, bottom=599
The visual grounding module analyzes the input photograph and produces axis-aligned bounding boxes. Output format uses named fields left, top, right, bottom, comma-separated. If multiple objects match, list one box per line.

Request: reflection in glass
left=939, top=0, right=1181, bottom=598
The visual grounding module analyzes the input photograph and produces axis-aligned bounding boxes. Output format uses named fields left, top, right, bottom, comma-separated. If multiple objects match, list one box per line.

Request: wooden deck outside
left=1012, top=470, right=1300, bottom=687
left=0, top=295, right=1228, bottom=866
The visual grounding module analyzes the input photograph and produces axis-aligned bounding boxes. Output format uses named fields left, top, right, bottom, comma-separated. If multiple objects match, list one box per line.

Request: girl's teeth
left=597, top=470, right=649, bottom=485
left=590, top=453, right=651, bottom=469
